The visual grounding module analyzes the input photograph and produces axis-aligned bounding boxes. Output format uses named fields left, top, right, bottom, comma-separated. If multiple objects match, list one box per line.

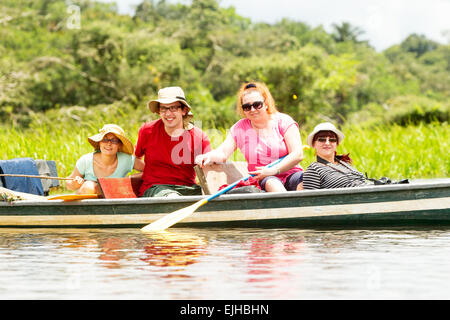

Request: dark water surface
left=0, top=227, right=449, bottom=299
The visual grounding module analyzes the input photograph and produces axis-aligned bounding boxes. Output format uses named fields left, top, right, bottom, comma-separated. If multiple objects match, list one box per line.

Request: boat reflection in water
left=140, top=230, right=207, bottom=269
left=1, top=227, right=449, bottom=299
left=247, top=236, right=306, bottom=282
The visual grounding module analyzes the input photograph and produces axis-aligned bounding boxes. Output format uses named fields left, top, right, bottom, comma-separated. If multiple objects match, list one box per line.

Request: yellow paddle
left=48, top=194, right=99, bottom=201
left=141, top=156, right=286, bottom=233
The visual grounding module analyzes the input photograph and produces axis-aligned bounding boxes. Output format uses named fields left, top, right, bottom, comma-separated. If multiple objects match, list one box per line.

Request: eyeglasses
left=242, top=101, right=264, bottom=112
left=159, top=105, right=182, bottom=113
left=101, top=138, right=121, bottom=145
left=316, top=137, right=338, bottom=143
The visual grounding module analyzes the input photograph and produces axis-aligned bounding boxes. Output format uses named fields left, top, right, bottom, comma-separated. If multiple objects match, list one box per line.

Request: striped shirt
left=302, top=156, right=367, bottom=190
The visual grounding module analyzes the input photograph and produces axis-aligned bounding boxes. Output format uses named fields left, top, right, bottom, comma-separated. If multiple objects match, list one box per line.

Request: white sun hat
left=306, top=122, right=345, bottom=146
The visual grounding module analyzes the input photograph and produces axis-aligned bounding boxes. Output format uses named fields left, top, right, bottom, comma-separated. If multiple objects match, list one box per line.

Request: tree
left=331, top=22, right=366, bottom=43
left=400, top=33, right=439, bottom=57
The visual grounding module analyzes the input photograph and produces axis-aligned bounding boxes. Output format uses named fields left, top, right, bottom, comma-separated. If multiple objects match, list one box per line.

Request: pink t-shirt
left=230, top=112, right=302, bottom=183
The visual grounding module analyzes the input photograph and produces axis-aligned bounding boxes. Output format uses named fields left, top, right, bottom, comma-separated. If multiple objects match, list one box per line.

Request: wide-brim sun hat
left=148, top=86, right=193, bottom=114
left=88, top=124, right=134, bottom=155
left=147, top=86, right=194, bottom=129
left=307, top=122, right=345, bottom=146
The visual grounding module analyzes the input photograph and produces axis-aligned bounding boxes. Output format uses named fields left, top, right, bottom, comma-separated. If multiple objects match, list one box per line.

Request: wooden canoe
left=0, top=179, right=449, bottom=228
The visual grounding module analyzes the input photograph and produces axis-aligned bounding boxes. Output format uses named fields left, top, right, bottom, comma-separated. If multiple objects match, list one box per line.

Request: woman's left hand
left=248, top=166, right=279, bottom=181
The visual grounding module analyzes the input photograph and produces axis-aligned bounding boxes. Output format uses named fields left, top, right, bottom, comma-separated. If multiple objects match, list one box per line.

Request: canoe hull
left=1, top=180, right=449, bottom=228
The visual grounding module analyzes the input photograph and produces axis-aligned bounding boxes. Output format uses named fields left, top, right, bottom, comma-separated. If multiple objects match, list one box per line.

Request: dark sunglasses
left=316, top=137, right=338, bottom=143
left=101, top=138, right=121, bottom=145
left=242, top=101, right=264, bottom=112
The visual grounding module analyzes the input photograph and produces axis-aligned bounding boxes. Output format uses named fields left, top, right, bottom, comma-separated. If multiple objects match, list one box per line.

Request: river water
left=0, top=227, right=449, bottom=300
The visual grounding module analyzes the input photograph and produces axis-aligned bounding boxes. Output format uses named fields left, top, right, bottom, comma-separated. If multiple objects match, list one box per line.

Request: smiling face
left=312, top=131, right=339, bottom=159
left=241, top=91, right=269, bottom=122
left=159, top=101, right=187, bottom=132
left=99, top=133, right=122, bottom=155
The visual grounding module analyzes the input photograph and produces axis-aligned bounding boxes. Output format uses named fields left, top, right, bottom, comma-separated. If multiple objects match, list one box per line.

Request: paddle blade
left=141, top=198, right=208, bottom=232
left=48, top=194, right=98, bottom=201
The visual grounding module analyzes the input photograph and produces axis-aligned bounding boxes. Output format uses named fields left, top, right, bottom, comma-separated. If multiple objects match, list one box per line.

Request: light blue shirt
left=76, top=152, right=135, bottom=182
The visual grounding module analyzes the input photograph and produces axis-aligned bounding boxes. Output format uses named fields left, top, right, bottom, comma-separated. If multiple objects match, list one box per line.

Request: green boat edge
left=0, top=179, right=449, bottom=229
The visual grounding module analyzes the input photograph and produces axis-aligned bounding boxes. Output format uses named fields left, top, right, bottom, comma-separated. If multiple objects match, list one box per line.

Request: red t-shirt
left=135, top=119, right=211, bottom=196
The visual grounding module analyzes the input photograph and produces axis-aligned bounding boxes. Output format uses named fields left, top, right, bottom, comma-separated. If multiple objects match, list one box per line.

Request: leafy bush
left=383, top=95, right=449, bottom=125
left=0, top=0, right=448, bottom=131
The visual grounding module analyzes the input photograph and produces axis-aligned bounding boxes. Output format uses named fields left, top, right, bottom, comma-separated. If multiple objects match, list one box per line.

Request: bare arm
left=133, top=157, right=145, bottom=172
left=277, top=124, right=303, bottom=172
left=195, top=133, right=237, bottom=167
left=65, top=167, right=84, bottom=191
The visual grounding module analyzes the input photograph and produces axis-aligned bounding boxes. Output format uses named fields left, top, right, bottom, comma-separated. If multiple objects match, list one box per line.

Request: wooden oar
left=48, top=194, right=99, bottom=201
left=0, top=174, right=73, bottom=181
left=141, top=156, right=286, bottom=233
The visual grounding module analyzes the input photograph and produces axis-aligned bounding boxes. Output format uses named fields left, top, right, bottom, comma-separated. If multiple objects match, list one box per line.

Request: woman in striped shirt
left=297, top=122, right=367, bottom=190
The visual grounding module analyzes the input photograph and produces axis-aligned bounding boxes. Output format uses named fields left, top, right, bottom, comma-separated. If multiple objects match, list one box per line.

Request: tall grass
left=337, top=122, right=449, bottom=180
left=1, top=106, right=448, bottom=189
left=1, top=103, right=151, bottom=178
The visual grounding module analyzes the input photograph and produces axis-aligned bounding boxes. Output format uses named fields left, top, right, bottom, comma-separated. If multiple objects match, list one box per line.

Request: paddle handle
left=206, top=156, right=286, bottom=202
left=0, top=174, right=73, bottom=181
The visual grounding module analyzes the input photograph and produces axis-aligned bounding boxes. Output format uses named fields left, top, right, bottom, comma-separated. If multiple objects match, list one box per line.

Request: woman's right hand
left=195, top=153, right=212, bottom=168
left=66, top=167, right=85, bottom=191
left=72, top=176, right=85, bottom=188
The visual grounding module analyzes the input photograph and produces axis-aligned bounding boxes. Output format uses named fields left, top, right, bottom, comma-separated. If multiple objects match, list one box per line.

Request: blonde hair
left=236, top=81, right=278, bottom=117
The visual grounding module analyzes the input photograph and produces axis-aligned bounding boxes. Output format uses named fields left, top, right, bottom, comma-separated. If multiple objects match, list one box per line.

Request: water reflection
left=0, top=228, right=208, bottom=271
left=98, top=238, right=126, bottom=268
left=247, top=235, right=305, bottom=283
left=0, top=228, right=449, bottom=299
left=140, top=230, right=207, bottom=269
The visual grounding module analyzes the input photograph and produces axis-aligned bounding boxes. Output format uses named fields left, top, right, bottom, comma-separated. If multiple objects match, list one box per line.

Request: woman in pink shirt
left=195, top=82, right=304, bottom=192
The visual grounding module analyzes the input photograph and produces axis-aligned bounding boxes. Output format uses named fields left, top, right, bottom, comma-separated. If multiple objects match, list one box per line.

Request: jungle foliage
left=1, top=0, right=449, bottom=130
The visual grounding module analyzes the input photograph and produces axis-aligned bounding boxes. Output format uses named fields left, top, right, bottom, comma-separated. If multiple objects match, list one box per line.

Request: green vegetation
left=337, top=123, right=449, bottom=180
left=1, top=106, right=447, bottom=181
left=0, top=0, right=448, bottom=184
